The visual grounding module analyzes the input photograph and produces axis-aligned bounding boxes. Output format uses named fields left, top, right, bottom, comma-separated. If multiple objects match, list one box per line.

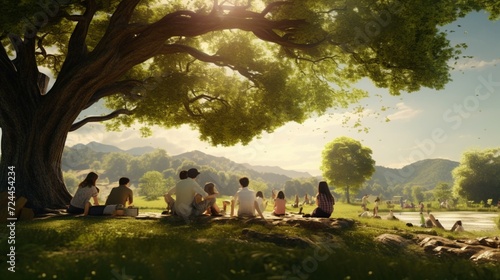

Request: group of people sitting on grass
left=65, top=168, right=336, bottom=222
left=163, top=168, right=335, bottom=222
left=66, top=172, right=134, bottom=216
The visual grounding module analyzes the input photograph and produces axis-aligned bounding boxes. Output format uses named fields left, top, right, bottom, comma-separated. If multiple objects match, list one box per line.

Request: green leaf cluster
left=2, top=0, right=493, bottom=147
left=321, top=136, right=375, bottom=200
left=452, top=148, right=500, bottom=203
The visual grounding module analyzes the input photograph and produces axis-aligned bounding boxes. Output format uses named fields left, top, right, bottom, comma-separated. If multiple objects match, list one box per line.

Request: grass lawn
left=1, top=199, right=499, bottom=280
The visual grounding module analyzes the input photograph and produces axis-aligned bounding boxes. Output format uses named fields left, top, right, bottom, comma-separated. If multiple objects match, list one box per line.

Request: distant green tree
left=63, top=171, right=80, bottom=195
left=321, top=137, right=375, bottom=203
left=403, top=185, right=413, bottom=202
left=434, top=183, right=453, bottom=203
left=424, top=190, right=434, bottom=202
left=452, top=148, right=500, bottom=204
left=284, top=180, right=301, bottom=196
left=301, top=180, right=316, bottom=198
left=140, top=149, right=171, bottom=172
left=61, top=146, right=97, bottom=171
left=251, top=180, right=269, bottom=194
left=162, top=168, right=177, bottom=180
left=371, top=183, right=386, bottom=198
left=89, top=161, right=102, bottom=173
left=139, top=171, right=167, bottom=201
left=412, top=186, right=425, bottom=204
left=102, top=152, right=133, bottom=181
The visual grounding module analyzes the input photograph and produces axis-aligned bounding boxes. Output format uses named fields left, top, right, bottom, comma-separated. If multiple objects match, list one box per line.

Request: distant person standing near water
left=419, top=201, right=424, bottom=213
left=361, top=194, right=369, bottom=211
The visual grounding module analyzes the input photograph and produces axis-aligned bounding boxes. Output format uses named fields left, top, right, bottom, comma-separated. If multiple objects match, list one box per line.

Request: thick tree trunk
left=346, top=185, right=350, bottom=204
left=0, top=111, right=72, bottom=210
left=0, top=120, right=71, bottom=210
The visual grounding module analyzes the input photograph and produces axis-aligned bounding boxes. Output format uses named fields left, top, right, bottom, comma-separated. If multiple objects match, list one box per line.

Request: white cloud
left=386, top=103, right=421, bottom=120
left=452, top=58, right=500, bottom=71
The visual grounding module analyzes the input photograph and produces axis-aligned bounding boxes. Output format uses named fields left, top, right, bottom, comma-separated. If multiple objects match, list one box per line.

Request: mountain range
left=72, top=141, right=156, bottom=156
left=66, top=141, right=459, bottom=191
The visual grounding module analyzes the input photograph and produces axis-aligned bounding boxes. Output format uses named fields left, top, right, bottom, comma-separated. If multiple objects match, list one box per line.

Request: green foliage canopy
left=0, top=0, right=482, bottom=146
left=433, top=182, right=453, bottom=203
left=452, top=148, right=500, bottom=203
left=412, top=185, right=425, bottom=204
left=139, top=170, right=169, bottom=200
left=321, top=136, right=375, bottom=203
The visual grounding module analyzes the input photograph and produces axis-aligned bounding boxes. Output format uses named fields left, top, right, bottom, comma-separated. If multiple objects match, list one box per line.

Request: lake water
left=393, top=211, right=499, bottom=232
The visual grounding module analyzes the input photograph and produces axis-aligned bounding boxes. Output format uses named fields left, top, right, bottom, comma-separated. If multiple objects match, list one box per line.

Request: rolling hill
left=64, top=142, right=459, bottom=197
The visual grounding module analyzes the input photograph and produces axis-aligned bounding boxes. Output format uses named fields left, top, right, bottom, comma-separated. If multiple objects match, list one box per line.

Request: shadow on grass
left=1, top=215, right=499, bottom=280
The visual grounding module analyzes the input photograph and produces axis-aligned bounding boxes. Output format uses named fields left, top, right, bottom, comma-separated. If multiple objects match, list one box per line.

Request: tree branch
left=61, top=0, right=97, bottom=73
left=70, top=108, right=134, bottom=131
left=182, top=100, right=203, bottom=118
left=188, top=93, right=229, bottom=107
left=260, top=1, right=290, bottom=16
left=107, top=0, right=142, bottom=33
left=181, top=92, right=230, bottom=119
left=0, top=43, right=16, bottom=75
left=9, top=33, right=40, bottom=104
left=134, top=6, right=320, bottom=62
left=159, top=44, right=259, bottom=83
left=84, top=79, right=143, bottom=109
left=0, top=44, right=17, bottom=108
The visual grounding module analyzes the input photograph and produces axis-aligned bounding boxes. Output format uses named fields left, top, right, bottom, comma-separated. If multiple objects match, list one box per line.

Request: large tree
left=433, top=182, right=453, bottom=203
left=139, top=170, right=168, bottom=200
left=452, top=148, right=500, bottom=204
left=0, top=0, right=485, bottom=209
left=320, top=136, right=375, bottom=203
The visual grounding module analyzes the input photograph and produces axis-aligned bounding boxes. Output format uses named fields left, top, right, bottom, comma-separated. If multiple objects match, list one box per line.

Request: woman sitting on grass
left=193, top=182, right=222, bottom=216
left=272, top=191, right=286, bottom=216
left=67, top=172, right=100, bottom=215
left=304, top=181, right=334, bottom=218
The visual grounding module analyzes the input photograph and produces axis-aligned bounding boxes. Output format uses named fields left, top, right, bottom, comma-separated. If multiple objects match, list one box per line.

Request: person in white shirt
left=166, top=168, right=216, bottom=222
left=230, top=177, right=265, bottom=219
left=255, top=191, right=267, bottom=213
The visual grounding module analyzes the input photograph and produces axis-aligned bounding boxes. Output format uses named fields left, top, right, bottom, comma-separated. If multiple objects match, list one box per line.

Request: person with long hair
left=192, top=182, right=221, bottom=216
left=272, top=190, right=286, bottom=216
left=67, top=172, right=100, bottom=215
left=255, top=191, right=267, bottom=213
left=305, top=181, right=334, bottom=218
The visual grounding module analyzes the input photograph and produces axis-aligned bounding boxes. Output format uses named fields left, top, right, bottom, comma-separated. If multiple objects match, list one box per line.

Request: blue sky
left=59, top=11, right=500, bottom=176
